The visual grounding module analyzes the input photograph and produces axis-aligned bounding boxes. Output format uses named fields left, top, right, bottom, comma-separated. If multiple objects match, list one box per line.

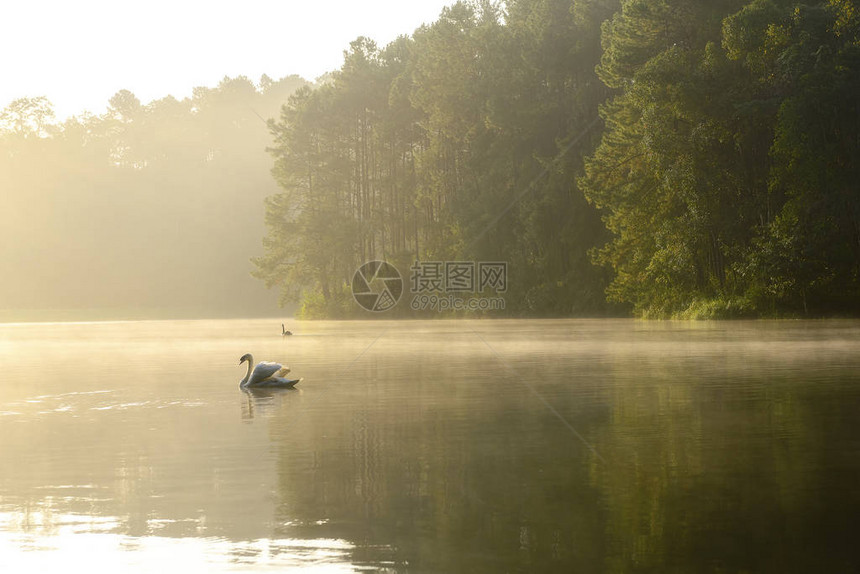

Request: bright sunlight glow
left=0, top=0, right=453, bottom=119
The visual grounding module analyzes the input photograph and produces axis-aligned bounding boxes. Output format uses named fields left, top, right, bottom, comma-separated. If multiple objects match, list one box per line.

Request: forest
left=255, top=0, right=860, bottom=318
left=3, top=0, right=859, bottom=320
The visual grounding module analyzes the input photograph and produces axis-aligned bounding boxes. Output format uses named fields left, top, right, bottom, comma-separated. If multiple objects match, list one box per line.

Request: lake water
left=1, top=319, right=859, bottom=572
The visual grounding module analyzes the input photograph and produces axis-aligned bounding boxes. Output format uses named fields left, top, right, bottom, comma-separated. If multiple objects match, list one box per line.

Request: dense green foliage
left=1, top=76, right=306, bottom=319
left=255, top=0, right=620, bottom=317
left=258, top=0, right=860, bottom=318
left=581, top=0, right=860, bottom=317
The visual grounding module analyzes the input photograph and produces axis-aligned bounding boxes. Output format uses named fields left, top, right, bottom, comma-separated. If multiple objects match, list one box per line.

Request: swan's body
left=282, top=324, right=292, bottom=336
left=239, top=353, right=301, bottom=388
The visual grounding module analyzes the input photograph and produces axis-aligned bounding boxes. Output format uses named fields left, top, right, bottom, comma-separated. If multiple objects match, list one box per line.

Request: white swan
left=282, top=324, right=292, bottom=336
left=238, top=353, right=301, bottom=388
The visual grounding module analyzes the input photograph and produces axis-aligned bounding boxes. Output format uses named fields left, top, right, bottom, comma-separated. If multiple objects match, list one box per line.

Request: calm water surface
left=0, top=319, right=859, bottom=572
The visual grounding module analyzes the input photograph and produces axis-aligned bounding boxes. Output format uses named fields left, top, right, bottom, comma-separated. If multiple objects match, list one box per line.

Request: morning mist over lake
left=2, top=1, right=859, bottom=572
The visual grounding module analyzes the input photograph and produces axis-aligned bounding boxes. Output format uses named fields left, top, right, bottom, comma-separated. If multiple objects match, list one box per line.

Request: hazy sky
left=1, top=0, right=453, bottom=120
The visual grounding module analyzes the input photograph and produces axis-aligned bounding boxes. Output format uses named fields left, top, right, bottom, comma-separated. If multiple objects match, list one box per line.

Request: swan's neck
left=282, top=324, right=286, bottom=334
left=240, top=357, right=254, bottom=387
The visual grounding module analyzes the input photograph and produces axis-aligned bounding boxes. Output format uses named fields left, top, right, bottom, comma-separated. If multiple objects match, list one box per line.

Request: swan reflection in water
left=241, top=386, right=300, bottom=421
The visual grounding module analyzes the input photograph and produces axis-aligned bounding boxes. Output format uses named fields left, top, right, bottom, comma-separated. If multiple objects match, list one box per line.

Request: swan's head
left=239, top=353, right=252, bottom=365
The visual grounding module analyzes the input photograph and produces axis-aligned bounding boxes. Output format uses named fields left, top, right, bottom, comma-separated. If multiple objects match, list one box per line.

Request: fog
left=1, top=76, right=307, bottom=322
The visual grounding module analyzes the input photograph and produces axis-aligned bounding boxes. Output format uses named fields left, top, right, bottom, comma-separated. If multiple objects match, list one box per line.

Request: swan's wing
left=249, top=361, right=283, bottom=385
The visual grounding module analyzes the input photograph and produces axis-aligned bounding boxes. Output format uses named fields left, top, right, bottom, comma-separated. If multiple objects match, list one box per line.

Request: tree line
left=1, top=75, right=306, bottom=320
left=4, top=0, right=857, bottom=320
left=255, top=0, right=860, bottom=318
